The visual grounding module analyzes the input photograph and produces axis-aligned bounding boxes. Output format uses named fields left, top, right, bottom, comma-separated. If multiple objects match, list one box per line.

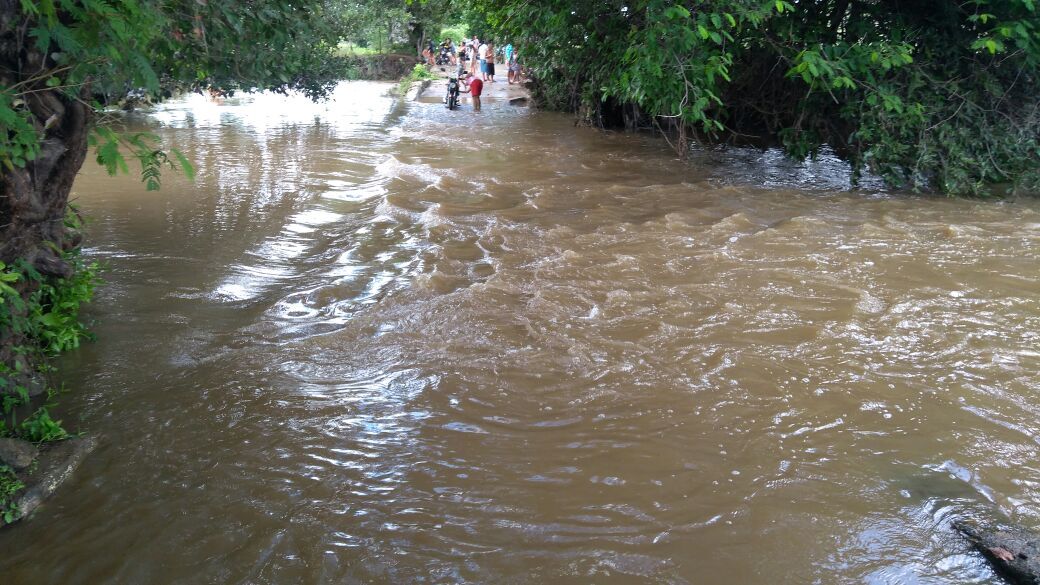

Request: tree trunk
left=411, top=21, right=425, bottom=56
left=0, top=3, right=88, bottom=274
left=0, top=2, right=91, bottom=369
left=0, top=92, right=90, bottom=277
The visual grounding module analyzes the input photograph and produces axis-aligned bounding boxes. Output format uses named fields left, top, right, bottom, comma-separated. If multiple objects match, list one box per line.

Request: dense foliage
left=338, top=0, right=458, bottom=55
left=0, top=249, right=93, bottom=477
left=474, top=0, right=1040, bottom=195
left=0, top=464, right=23, bottom=523
left=340, top=0, right=416, bottom=52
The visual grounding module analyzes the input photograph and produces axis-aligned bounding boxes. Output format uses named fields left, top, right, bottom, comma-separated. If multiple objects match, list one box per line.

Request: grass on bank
left=395, top=64, right=437, bottom=96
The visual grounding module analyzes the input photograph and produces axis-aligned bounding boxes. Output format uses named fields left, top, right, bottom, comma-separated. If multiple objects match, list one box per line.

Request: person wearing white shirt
left=478, top=42, right=489, bottom=81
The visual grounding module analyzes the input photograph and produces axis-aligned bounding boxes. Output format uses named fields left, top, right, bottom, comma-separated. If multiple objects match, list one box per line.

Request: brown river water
left=2, top=81, right=1040, bottom=584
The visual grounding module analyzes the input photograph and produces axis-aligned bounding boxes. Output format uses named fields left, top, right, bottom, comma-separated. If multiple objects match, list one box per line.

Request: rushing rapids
left=1, top=82, right=1039, bottom=583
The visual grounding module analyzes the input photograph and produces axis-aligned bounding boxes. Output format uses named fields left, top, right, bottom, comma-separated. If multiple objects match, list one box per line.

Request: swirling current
left=2, top=81, right=1039, bottom=584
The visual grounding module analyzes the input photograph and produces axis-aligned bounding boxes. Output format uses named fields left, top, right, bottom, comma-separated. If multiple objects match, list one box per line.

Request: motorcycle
left=435, top=46, right=453, bottom=66
left=445, top=77, right=460, bottom=110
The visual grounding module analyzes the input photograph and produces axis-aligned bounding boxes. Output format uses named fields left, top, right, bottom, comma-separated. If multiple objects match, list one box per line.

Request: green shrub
left=0, top=465, right=24, bottom=524
left=0, top=241, right=99, bottom=447
left=29, top=251, right=100, bottom=356
left=395, top=64, right=437, bottom=95
left=440, top=23, right=469, bottom=43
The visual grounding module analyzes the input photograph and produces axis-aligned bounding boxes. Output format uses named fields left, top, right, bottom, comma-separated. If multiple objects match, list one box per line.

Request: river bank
left=1, top=436, right=97, bottom=526
left=341, top=53, right=419, bottom=81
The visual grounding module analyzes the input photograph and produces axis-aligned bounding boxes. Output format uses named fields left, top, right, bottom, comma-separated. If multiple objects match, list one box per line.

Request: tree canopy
left=336, top=0, right=460, bottom=55
left=473, top=0, right=1040, bottom=196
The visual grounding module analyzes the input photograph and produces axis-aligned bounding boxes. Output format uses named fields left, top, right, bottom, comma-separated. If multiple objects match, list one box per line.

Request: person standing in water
left=484, top=42, right=496, bottom=83
left=455, top=51, right=467, bottom=80
left=478, top=39, right=489, bottom=81
left=464, top=74, right=483, bottom=111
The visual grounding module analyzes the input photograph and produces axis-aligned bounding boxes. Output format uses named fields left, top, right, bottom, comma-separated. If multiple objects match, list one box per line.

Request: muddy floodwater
left=2, top=81, right=1040, bottom=583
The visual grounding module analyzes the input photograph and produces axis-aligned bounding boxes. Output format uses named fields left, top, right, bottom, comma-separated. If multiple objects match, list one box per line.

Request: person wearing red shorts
left=465, top=75, right=484, bottom=111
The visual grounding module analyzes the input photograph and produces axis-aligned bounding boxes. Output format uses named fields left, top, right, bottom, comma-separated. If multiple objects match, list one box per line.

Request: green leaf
left=30, top=26, right=51, bottom=51
left=171, top=149, right=195, bottom=181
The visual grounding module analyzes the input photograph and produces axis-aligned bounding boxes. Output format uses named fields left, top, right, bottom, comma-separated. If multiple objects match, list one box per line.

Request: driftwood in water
left=955, top=521, right=1040, bottom=585
left=2, top=436, right=98, bottom=527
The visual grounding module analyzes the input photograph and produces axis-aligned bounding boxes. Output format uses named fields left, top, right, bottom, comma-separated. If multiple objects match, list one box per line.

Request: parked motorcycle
left=445, top=77, right=460, bottom=110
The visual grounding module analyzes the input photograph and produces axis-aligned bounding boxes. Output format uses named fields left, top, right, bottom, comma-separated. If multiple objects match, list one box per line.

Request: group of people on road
left=428, top=35, right=526, bottom=111
left=428, top=36, right=523, bottom=84
left=461, top=36, right=526, bottom=111
left=423, top=38, right=457, bottom=67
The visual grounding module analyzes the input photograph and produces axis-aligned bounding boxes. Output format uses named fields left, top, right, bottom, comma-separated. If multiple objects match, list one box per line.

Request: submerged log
left=955, top=520, right=1040, bottom=585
